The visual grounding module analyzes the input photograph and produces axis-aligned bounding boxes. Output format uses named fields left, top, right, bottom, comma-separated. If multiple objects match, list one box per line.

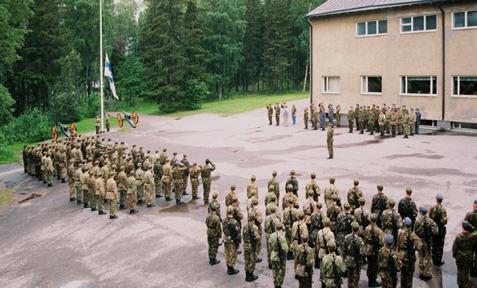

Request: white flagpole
left=100, top=0, right=104, bottom=132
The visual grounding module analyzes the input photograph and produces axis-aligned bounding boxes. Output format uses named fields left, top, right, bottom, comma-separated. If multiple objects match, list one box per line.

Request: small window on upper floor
left=401, top=15, right=437, bottom=33
left=453, top=11, right=477, bottom=29
left=357, top=20, right=387, bottom=36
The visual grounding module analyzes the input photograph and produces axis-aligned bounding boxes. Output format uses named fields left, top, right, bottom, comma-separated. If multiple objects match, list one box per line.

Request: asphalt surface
left=0, top=98, right=476, bottom=288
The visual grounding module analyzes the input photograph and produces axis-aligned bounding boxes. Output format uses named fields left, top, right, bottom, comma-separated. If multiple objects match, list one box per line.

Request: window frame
left=452, top=10, right=477, bottom=30
left=452, top=76, right=477, bottom=98
left=356, top=19, right=388, bottom=37
left=361, top=76, right=383, bottom=95
left=400, top=14, right=437, bottom=34
left=400, top=76, right=438, bottom=97
left=322, top=76, right=340, bottom=94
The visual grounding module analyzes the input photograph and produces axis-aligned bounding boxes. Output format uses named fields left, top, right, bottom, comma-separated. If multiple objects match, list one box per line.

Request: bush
left=48, top=94, right=83, bottom=123
left=1, top=108, right=52, bottom=144
left=0, top=131, right=18, bottom=164
left=182, top=80, right=206, bottom=110
left=79, top=92, right=101, bottom=119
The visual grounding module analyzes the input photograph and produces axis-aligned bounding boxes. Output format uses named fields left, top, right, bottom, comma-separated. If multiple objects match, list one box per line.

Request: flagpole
left=100, top=0, right=104, bottom=132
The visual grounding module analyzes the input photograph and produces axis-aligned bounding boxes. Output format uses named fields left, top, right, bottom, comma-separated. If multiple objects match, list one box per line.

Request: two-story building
left=305, top=0, right=477, bottom=129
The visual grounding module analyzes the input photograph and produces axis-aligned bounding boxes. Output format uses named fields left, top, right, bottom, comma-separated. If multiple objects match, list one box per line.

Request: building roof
left=305, top=0, right=446, bottom=18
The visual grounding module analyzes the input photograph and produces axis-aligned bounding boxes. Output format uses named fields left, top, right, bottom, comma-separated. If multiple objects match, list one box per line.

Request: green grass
left=0, top=188, right=14, bottom=205
left=110, top=91, right=309, bottom=118
left=0, top=145, right=19, bottom=164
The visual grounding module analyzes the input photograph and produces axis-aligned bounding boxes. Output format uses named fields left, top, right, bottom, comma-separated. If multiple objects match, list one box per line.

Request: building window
left=323, top=77, right=340, bottom=93
left=453, top=76, right=477, bottom=97
left=361, top=76, right=382, bottom=94
left=401, top=76, right=437, bottom=95
left=357, top=20, right=387, bottom=36
left=453, top=11, right=477, bottom=29
left=401, top=15, right=437, bottom=32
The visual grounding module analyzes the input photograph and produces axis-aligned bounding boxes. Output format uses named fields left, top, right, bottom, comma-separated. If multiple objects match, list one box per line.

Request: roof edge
left=304, top=0, right=445, bottom=19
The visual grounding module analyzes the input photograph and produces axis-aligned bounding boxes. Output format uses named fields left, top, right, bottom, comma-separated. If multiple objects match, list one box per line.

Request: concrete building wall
left=309, top=1, right=477, bottom=124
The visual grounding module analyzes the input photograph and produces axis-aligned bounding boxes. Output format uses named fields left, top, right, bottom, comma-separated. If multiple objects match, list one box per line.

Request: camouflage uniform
left=304, top=108, right=309, bottom=129
left=117, top=170, right=128, bottom=208
left=347, top=185, right=363, bottom=213
left=267, top=175, right=280, bottom=206
left=378, top=244, right=402, bottom=288
left=264, top=213, right=281, bottom=266
left=364, top=221, right=385, bottom=285
left=206, top=210, right=222, bottom=260
left=153, top=161, right=163, bottom=197
left=106, top=177, right=118, bottom=217
left=324, top=182, right=340, bottom=208
left=45, top=156, right=54, bottom=185
left=327, top=125, right=334, bottom=157
left=292, top=218, right=309, bottom=259
left=397, top=227, right=422, bottom=288
left=321, top=252, right=345, bottom=288
left=267, top=105, right=273, bottom=125
left=283, top=204, right=298, bottom=256
left=354, top=205, right=370, bottom=238
left=88, top=172, right=97, bottom=210
left=327, top=202, right=342, bottom=234
left=453, top=227, right=477, bottom=288
left=381, top=208, right=402, bottom=247
left=282, top=192, right=298, bottom=211
left=127, top=174, right=138, bottom=211
left=269, top=229, right=288, bottom=287
left=225, top=190, right=236, bottom=207
left=342, top=232, right=365, bottom=288
left=414, top=215, right=438, bottom=278
left=200, top=163, right=216, bottom=202
left=248, top=204, right=263, bottom=255
left=316, top=225, right=335, bottom=275
left=243, top=219, right=260, bottom=275
left=398, top=197, right=417, bottom=229
left=310, top=208, right=325, bottom=249
left=286, top=175, right=299, bottom=196
left=95, top=176, right=106, bottom=212
left=223, top=216, right=241, bottom=268
left=246, top=182, right=258, bottom=199
left=429, top=203, right=447, bottom=264
left=189, top=165, right=201, bottom=198
left=144, top=169, right=154, bottom=205
left=305, top=179, right=320, bottom=202
left=295, top=241, right=314, bottom=288
left=161, top=161, right=172, bottom=199
left=67, top=162, right=76, bottom=199
left=336, top=210, right=356, bottom=252
left=348, top=108, right=355, bottom=133
left=465, top=208, right=477, bottom=275
left=74, top=165, right=83, bottom=202
left=81, top=170, right=90, bottom=206
left=135, top=166, right=145, bottom=202
left=371, top=191, right=388, bottom=228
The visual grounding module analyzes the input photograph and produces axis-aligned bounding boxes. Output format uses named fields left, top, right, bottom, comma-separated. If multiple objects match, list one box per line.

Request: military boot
left=147, top=204, right=156, bottom=208
left=227, top=266, right=239, bottom=275
left=368, top=279, right=381, bottom=287
left=48, top=183, right=54, bottom=187
left=315, top=259, right=320, bottom=269
left=246, top=272, right=258, bottom=282
left=119, top=204, right=127, bottom=210
left=404, top=135, right=408, bottom=139
left=182, top=192, right=189, bottom=196
left=165, top=197, right=172, bottom=201
left=209, top=258, right=220, bottom=265
left=98, top=210, right=106, bottom=215
left=109, top=215, right=118, bottom=219
left=84, top=203, right=90, bottom=208
left=176, top=200, right=184, bottom=205
left=130, top=209, right=139, bottom=214
left=77, top=200, right=83, bottom=205
left=156, top=195, right=163, bottom=198
left=69, top=197, right=76, bottom=202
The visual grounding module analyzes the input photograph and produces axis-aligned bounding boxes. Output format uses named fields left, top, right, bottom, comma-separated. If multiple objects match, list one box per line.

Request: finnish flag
left=104, top=53, right=118, bottom=100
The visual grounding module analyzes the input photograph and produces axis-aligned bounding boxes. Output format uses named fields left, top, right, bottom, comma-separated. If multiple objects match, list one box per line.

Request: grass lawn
left=0, top=187, right=14, bottom=205
left=110, top=91, right=309, bottom=118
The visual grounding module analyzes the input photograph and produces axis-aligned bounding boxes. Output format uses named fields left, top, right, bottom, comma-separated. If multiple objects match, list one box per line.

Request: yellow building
left=305, top=0, right=477, bottom=128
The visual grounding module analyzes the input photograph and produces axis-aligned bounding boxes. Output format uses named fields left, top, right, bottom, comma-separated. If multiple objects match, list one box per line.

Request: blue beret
left=419, top=206, right=427, bottom=214
left=436, top=194, right=443, bottom=201
left=115, top=141, right=118, bottom=144
left=403, top=217, right=412, bottom=226
left=385, top=234, right=394, bottom=245
left=463, top=220, right=470, bottom=229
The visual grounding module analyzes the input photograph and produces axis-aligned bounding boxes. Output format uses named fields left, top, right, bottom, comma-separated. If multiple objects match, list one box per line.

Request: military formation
left=206, top=172, right=477, bottom=288
left=267, top=103, right=422, bottom=138
left=22, top=135, right=218, bottom=219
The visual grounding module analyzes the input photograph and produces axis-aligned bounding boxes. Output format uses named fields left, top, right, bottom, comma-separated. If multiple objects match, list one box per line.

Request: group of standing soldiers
left=205, top=171, right=477, bottom=288
left=347, top=104, right=422, bottom=138
left=266, top=103, right=423, bottom=140
left=22, top=135, right=218, bottom=218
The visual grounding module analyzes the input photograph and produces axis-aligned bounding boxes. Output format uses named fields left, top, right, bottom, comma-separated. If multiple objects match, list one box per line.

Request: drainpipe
left=304, top=17, right=313, bottom=104
left=438, top=3, right=445, bottom=121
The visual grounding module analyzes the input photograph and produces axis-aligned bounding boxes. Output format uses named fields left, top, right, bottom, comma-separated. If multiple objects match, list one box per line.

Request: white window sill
left=322, top=92, right=340, bottom=95
left=452, top=26, right=477, bottom=31
left=451, top=94, right=477, bottom=98
left=356, top=33, right=387, bottom=38
left=400, top=29, right=437, bottom=35
left=361, top=92, right=382, bottom=96
left=400, top=93, right=437, bottom=97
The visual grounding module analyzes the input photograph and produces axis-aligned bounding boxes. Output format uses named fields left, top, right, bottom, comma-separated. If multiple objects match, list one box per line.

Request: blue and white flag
left=104, top=53, right=118, bottom=100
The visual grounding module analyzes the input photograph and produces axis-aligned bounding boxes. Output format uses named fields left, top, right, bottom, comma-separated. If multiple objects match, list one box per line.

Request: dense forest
left=0, top=0, right=325, bottom=126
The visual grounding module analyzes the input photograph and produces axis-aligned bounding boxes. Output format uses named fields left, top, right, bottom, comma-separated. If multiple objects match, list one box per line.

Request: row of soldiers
left=205, top=170, right=476, bottom=288
left=22, top=135, right=218, bottom=214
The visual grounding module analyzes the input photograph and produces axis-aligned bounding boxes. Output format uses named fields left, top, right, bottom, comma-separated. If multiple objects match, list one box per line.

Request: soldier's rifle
left=303, top=245, right=313, bottom=285
left=228, top=221, right=240, bottom=249
left=406, top=232, right=416, bottom=263
left=352, top=236, right=363, bottom=274
left=371, top=227, right=381, bottom=255
left=388, top=250, right=398, bottom=287
left=249, top=225, right=257, bottom=257
left=332, top=255, right=342, bottom=288
left=391, top=213, right=399, bottom=240
left=361, top=209, right=369, bottom=229
left=322, top=231, right=330, bottom=255
left=297, top=223, right=302, bottom=245
left=276, top=234, right=285, bottom=269
left=423, top=218, right=432, bottom=253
